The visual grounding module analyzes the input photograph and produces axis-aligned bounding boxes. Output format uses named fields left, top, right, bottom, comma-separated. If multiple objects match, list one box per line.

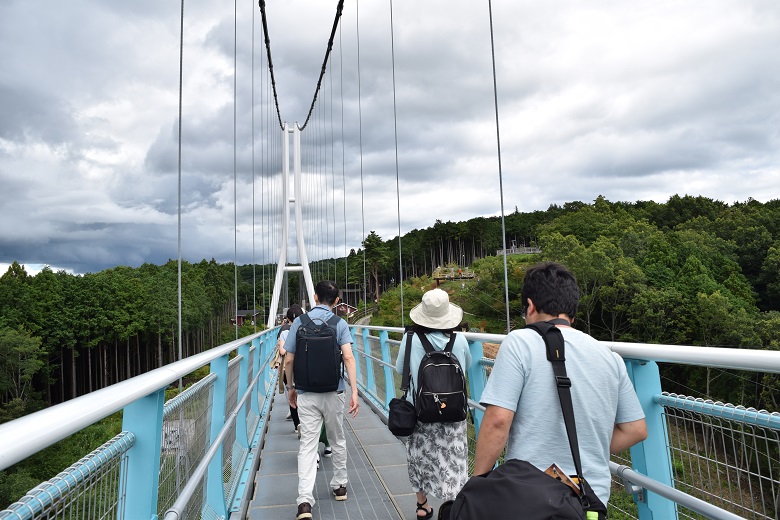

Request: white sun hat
left=409, top=288, right=463, bottom=330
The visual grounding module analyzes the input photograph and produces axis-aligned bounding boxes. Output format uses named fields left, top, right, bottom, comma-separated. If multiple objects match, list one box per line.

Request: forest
left=2, top=194, right=780, bottom=506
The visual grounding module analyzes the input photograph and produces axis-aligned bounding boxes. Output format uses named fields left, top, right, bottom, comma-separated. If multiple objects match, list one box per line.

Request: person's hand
left=348, top=392, right=359, bottom=417
left=287, top=387, right=297, bottom=409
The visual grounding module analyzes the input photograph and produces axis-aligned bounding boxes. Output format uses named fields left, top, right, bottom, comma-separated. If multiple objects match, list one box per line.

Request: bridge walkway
left=248, top=389, right=446, bottom=520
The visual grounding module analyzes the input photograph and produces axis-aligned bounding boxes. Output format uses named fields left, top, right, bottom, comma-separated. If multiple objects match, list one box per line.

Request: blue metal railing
left=2, top=323, right=779, bottom=519
left=0, top=327, right=281, bottom=520
left=349, top=324, right=780, bottom=520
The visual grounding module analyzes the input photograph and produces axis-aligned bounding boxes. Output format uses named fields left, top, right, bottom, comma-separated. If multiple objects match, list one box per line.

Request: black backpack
left=292, top=314, right=343, bottom=392
left=414, top=330, right=468, bottom=423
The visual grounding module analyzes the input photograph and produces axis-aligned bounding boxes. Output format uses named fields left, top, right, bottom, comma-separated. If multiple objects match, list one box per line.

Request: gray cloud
left=1, top=0, right=779, bottom=275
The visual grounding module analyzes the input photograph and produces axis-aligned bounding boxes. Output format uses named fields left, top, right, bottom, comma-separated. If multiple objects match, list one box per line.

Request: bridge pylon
left=267, top=123, right=315, bottom=328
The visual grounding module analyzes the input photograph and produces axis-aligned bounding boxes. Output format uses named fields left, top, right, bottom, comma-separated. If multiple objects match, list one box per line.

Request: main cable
left=299, top=0, right=345, bottom=131
left=257, top=0, right=344, bottom=132
left=257, top=0, right=285, bottom=131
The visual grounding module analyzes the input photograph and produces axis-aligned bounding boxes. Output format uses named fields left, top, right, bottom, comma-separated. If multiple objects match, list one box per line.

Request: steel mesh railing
left=661, top=394, right=780, bottom=519
left=157, top=374, right=216, bottom=515
left=0, top=432, right=133, bottom=520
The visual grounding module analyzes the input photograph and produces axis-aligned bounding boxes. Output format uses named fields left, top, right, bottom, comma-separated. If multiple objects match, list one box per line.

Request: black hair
left=315, top=280, right=340, bottom=305
left=286, top=304, right=303, bottom=321
left=520, top=262, right=579, bottom=318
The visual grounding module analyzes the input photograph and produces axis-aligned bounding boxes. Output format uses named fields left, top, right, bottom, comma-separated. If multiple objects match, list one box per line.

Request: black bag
left=388, top=330, right=417, bottom=436
left=448, top=320, right=607, bottom=520
left=292, top=314, right=343, bottom=393
left=415, top=331, right=467, bottom=423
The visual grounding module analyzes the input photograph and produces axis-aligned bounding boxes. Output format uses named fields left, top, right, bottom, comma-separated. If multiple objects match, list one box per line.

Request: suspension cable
left=339, top=25, right=349, bottom=308
left=356, top=0, right=367, bottom=314
left=251, top=0, right=257, bottom=333
left=389, top=0, right=404, bottom=327
left=261, top=19, right=266, bottom=327
left=257, top=0, right=284, bottom=131
left=176, top=0, right=185, bottom=378
left=233, top=0, right=239, bottom=339
left=487, top=0, right=511, bottom=334
left=330, top=67, right=337, bottom=285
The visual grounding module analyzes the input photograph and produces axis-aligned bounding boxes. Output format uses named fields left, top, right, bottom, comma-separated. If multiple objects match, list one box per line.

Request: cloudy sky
left=1, top=0, right=779, bottom=275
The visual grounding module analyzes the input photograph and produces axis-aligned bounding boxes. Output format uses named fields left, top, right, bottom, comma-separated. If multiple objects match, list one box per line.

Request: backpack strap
left=400, top=328, right=414, bottom=398
left=298, top=313, right=313, bottom=328
left=325, top=315, right=342, bottom=329
left=525, top=320, right=587, bottom=492
left=415, top=330, right=457, bottom=354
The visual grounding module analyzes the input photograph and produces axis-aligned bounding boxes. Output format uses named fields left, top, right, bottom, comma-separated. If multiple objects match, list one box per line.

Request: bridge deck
left=248, top=390, right=446, bottom=520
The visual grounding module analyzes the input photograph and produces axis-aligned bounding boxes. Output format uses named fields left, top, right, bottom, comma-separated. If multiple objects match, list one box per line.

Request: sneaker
left=323, top=446, right=332, bottom=458
left=296, top=502, right=312, bottom=520
left=332, top=485, right=347, bottom=501
left=296, top=427, right=301, bottom=440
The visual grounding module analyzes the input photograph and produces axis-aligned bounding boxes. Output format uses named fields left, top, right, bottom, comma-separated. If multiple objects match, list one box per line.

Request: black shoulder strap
left=443, top=332, right=457, bottom=353
left=416, top=330, right=436, bottom=353
left=400, top=329, right=414, bottom=396
left=298, top=313, right=313, bottom=328
left=525, top=320, right=585, bottom=484
left=326, top=315, right=341, bottom=328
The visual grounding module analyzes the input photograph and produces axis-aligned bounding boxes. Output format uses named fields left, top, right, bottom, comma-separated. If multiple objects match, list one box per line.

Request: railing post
left=206, top=354, right=229, bottom=517
left=350, top=326, right=362, bottom=385
left=119, top=387, right=165, bottom=520
left=625, top=359, right=677, bottom=520
left=237, top=344, right=250, bottom=448
left=362, top=327, right=376, bottom=396
left=467, top=340, right=486, bottom=435
left=251, top=337, right=261, bottom=416
left=378, top=330, right=395, bottom=408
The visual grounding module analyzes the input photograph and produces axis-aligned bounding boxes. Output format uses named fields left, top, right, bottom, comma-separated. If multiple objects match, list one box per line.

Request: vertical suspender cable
left=175, top=0, right=185, bottom=492
left=356, top=0, right=367, bottom=314
left=176, top=0, right=185, bottom=384
left=487, top=0, right=511, bottom=334
left=251, top=0, right=257, bottom=333
left=330, top=68, right=337, bottom=285
left=339, top=26, right=349, bottom=309
left=233, top=0, right=239, bottom=339
left=260, top=13, right=266, bottom=327
left=388, top=0, right=404, bottom=327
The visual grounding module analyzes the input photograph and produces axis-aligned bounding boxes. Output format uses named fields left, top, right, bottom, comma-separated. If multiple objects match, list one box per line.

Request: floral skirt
left=405, top=420, right=469, bottom=501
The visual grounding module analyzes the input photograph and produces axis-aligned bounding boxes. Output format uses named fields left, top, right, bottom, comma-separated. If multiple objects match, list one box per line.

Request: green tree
left=362, top=231, right=388, bottom=303
left=0, top=327, right=45, bottom=422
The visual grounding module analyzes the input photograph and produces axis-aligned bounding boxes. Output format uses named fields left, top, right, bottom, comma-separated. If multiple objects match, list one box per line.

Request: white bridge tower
left=267, top=123, right=315, bottom=328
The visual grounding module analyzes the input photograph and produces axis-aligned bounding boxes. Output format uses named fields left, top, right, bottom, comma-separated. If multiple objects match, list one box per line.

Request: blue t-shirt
left=394, top=331, right=472, bottom=404
left=284, top=304, right=353, bottom=392
left=479, top=326, right=644, bottom=505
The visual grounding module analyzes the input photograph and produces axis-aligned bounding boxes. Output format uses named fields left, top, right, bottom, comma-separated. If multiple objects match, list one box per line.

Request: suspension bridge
left=1, top=2, right=779, bottom=520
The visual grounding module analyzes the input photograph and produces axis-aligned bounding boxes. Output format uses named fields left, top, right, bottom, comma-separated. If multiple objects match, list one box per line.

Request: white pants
left=296, top=391, right=348, bottom=506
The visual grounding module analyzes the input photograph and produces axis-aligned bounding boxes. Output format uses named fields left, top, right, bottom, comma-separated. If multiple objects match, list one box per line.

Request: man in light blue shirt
left=283, top=280, right=358, bottom=520
left=474, top=262, right=647, bottom=505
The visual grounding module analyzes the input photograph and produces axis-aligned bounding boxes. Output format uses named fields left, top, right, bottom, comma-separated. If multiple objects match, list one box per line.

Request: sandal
left=416, top=499, right=434, bottom=519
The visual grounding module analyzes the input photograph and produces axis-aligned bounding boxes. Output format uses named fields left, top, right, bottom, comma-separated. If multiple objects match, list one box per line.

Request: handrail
left=0, top=329, right=272, bottom=471
left=163, top=355, right=271, bottom=520
left=350, top=324, right=780, bottom=374
left=610, top=462, right=743, bottom=520
left=604, top=341, right=780, bottom=373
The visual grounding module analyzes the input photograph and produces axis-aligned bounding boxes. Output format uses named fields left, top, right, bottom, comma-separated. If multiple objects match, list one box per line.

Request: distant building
left=334, top=302, right=357, bottom=317
left=232, top=310, right=263, bottom=326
